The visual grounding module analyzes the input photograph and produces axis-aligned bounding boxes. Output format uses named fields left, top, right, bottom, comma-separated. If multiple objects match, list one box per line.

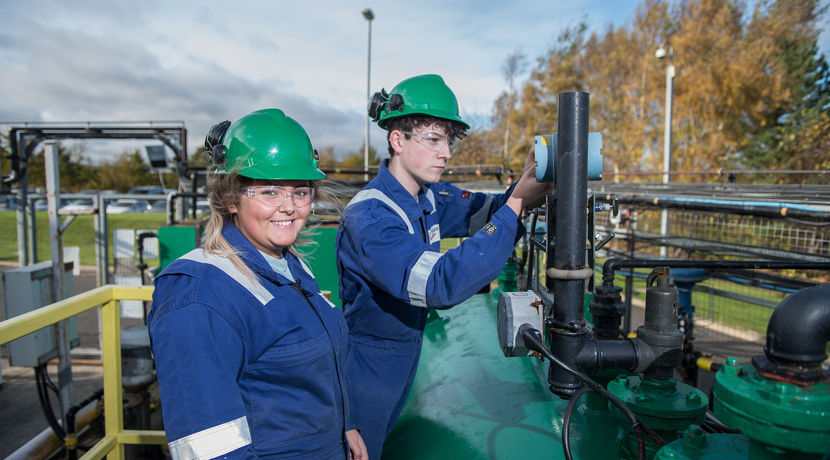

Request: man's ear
left=228, top=203, right=238, bottom=214
left=389, top=130, right=405, bottom=156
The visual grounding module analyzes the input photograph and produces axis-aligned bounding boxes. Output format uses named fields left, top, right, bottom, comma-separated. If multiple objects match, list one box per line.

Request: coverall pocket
left=247, top=336, right=340, bottom=450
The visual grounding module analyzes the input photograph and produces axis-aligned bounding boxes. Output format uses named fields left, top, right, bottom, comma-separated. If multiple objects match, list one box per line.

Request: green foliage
left=0, top=132, right=9, bottom=180
left=742, top=36, right=830, bottom=183
left=340, top=143, right=382, bottom=167
left=25, top=143, right=97, bottom=190
left=95, top=149, right=158, bottom=192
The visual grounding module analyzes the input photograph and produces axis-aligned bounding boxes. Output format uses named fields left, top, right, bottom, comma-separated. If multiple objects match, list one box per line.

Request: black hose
left=562, top=386, right=590, bottom=460
left=35, top=364, right=66, bottom=440
left=520, top=325, right=663, bottom=459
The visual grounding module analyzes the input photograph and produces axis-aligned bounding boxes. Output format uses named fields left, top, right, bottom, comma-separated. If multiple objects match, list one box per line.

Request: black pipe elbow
left=765, top=284, right=830, bottom=364
left=602, top=257, right=623, bottom=285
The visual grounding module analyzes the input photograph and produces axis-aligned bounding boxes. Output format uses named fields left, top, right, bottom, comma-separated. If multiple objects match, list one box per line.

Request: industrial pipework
left=496, top=90, right=830, bottom=459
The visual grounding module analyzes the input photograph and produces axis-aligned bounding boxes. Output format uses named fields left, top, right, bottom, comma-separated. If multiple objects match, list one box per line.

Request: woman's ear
left=389, top=130, right=405, bottom=156
left=228, top=203, right=238, bottom=214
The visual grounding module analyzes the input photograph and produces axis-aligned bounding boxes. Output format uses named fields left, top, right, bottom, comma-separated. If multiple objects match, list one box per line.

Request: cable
left=35, top=364, right=66, bottom=440
left=520, top=325, right=665, bottom=459
left=562, top=386, right=590, bottom=460
left=702, top=411, right=740, bottom=434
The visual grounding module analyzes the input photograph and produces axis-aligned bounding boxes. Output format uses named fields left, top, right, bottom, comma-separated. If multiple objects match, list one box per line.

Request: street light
left=363, top=8, right=374, bottom=182
left=656, top=45, right=675, bottom=257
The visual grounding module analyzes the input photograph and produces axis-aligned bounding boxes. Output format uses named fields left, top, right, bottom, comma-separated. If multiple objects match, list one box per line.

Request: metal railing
left=0, top=285, right=166, bottom=459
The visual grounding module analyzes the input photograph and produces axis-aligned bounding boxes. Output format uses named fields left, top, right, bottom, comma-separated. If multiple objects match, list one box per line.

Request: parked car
left=59, top=198, right=96, bottom=214
left=148, top=199, right=168, bottom=213
left=107, top=199, right=152, bottom=214
left=128, top=186, right=165, bottom=195
left=196, top=200, right=211, bottom=215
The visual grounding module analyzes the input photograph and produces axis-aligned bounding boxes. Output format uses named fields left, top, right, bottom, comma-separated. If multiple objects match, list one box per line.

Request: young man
left=336, top=74, right=550, bottom=459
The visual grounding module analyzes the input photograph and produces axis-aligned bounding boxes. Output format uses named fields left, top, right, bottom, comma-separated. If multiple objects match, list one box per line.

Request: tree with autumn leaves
left=483, top=0, right=828, bottom=184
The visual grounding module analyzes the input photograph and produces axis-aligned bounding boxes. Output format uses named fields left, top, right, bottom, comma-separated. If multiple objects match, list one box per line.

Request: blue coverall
left=336, top=160, right=523, bottom=459
left=149, top=222, right=352, bottom=459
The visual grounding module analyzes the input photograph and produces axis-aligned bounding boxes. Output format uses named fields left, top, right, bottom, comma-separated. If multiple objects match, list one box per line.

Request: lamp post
left=362, top=8, right=374, bottom=182
left=656, top=45, right=674, bottom=258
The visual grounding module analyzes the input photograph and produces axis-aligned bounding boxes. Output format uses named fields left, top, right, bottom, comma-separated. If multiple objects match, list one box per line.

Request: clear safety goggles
left=402, top=131, right=456, bottom=152
left=246, top=185, right=314, bottom=208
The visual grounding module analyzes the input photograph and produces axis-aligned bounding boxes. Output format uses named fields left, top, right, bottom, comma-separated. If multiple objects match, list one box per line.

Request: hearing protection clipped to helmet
left=204, top=120, right=232, bottom=166
left=368, top=89, right=404, bottom=123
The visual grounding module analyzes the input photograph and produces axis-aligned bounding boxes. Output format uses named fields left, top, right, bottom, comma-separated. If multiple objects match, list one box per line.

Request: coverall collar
left=221, top=221, right=308, bottom=288
left=374, top=159, right=436, bottom=219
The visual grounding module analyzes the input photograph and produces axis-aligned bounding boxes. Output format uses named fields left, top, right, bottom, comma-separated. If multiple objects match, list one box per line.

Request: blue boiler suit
left=148, top=222, right=352, bottom=459
left=336, top=160, right=523, bottom=459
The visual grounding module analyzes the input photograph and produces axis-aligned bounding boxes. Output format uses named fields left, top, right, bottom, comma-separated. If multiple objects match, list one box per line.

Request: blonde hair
left=201, top=171, right=340, bottom=281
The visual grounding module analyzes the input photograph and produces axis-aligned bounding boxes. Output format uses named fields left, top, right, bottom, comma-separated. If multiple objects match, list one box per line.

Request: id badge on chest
left=428, top=224, right=441, bottom=245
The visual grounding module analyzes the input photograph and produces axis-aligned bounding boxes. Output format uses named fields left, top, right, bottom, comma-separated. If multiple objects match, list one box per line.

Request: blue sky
left=1, top=0, right=828, bottom=163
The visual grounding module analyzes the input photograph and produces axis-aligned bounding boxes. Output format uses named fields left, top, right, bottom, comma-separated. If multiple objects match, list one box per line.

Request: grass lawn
left=1, top=211, right=169, bottom=267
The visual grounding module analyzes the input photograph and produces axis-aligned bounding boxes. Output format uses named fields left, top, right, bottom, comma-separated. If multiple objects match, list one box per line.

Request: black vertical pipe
left=547, top=92, right=591, bottom=397
left=552, top=92, right=590, bottom=322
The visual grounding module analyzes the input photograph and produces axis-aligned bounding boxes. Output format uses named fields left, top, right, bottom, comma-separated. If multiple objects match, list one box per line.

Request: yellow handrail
left=0, top=285, right=167, bottom=460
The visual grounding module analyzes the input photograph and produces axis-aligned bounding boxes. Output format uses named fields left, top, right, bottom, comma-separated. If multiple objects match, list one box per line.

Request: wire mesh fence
left=595, top=190, right=830, bottom=361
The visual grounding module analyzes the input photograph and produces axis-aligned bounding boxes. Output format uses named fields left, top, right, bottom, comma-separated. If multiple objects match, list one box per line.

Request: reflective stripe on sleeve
left=168, top=416, right=251, bottom=460
left=407, top=251, right=443, bottom=307
left=468, top=194, right=493, bottom=236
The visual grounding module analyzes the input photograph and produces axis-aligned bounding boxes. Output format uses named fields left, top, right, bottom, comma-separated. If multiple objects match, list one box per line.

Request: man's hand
left=347, top=429, right=368, bottom=460
left=506, top=147, right=553, bottom=215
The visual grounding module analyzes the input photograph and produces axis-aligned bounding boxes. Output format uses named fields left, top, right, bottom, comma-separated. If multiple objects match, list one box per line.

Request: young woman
left=149, top=109, right=366, bottom=459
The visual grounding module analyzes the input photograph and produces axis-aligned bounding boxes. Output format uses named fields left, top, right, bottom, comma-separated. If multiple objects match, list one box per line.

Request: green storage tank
left=381, top=294, right=626, bottom=459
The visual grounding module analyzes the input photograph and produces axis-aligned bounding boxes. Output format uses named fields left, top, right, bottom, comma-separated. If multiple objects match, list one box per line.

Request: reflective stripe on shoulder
left=422, top=187, right=436, bottom=214
left=407, top=250, right=443, bottom=308
left=168, top=415, right=251, bottom=460
left=346, top=189, right=414, bottom=234
left=468, top=194, right=493, bottom=236
left=297, top=257, right=315, bottom=278
left=180, top=250, right=274, bottom=305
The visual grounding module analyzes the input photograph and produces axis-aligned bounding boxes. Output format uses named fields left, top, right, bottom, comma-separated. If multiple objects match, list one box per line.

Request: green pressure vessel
left=381, top=294, right=626, bottom=459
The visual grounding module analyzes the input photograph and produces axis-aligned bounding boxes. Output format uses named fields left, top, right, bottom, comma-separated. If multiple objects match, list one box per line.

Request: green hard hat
left=218, top=108, right=325, bottom=180
left=369, top=74, right=469, bottom=129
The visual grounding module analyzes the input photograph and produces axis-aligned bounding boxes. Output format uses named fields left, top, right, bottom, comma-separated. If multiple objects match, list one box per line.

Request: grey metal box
left=3, top=261, right=78, bottom=366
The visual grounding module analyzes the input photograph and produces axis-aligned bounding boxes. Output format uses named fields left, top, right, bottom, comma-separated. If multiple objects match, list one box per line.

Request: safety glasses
left=402, top=131, right=456, bottom=152
left=246, top=186, right=314, bottom=208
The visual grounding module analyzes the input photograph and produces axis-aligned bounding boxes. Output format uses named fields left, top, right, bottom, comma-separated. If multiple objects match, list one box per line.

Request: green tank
left=381, top=294, right=626, bottom=459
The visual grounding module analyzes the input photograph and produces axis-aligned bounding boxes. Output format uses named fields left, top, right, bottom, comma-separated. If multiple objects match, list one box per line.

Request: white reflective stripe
left=407, top=251, right=443, bottom=307
left=297, top=257, right=315, bottom=278
left=422, top=187, right=436, bottom=214
left=180, top=250, right=273, bottom=305
left=346, top=189, right=414, bottom=234
left=468, top=194, right=493, bottom=236
left=168, top=416, right=251, bottom=460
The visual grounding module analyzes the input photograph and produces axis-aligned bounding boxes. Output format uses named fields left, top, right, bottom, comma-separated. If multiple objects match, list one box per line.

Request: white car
left=59, top=198, right=96, bottom=214
left=107, top=199, right=152, bottom=214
